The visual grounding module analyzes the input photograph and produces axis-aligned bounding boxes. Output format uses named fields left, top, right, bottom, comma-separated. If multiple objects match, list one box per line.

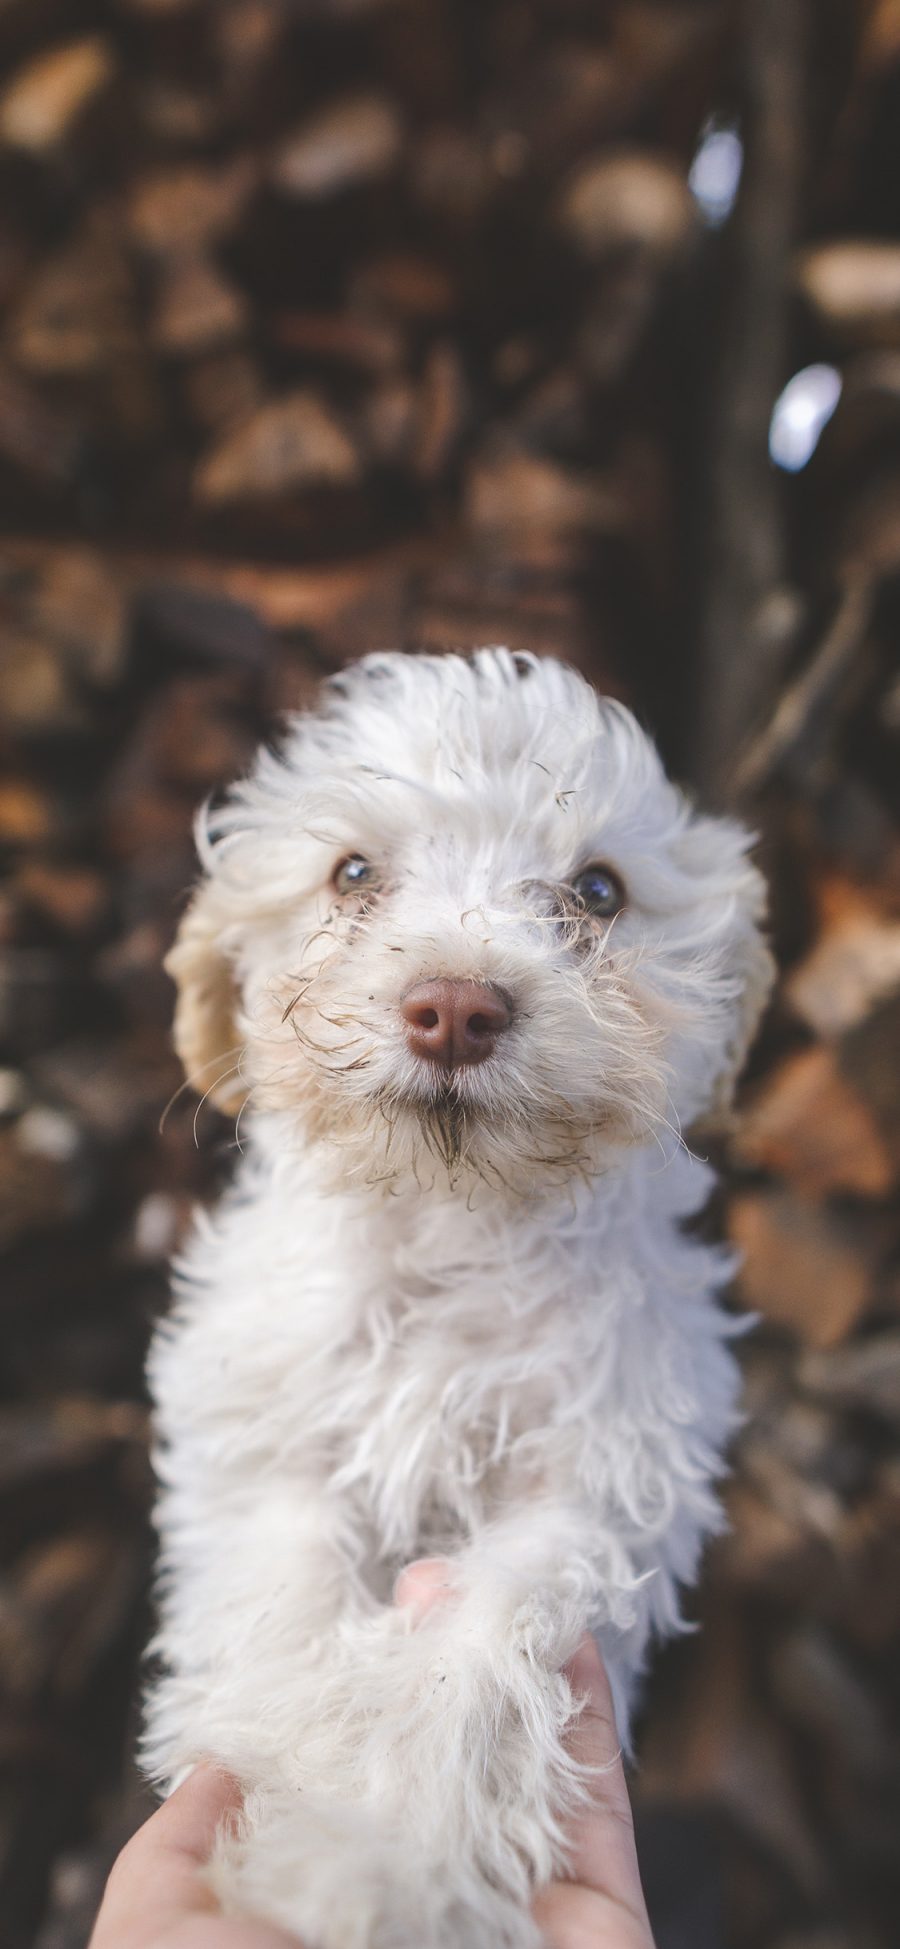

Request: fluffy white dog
left=144, top=648, right=772, bottom=1949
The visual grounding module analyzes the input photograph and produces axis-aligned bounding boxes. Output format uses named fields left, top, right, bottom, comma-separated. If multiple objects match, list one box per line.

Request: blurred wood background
left=0, top=3, right=898, bottom=1947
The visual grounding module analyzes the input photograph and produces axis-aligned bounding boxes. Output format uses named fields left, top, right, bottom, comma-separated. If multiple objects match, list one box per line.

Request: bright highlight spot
left=688, top=119, right=743, bottom=227
left=768, top=364, right=843, bottom=472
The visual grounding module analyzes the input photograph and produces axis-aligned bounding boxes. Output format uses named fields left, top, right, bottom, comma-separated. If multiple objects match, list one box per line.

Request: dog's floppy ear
left=164, top=881, right=245, bottom=1114
left=672, top=810, right=775, bottom=1120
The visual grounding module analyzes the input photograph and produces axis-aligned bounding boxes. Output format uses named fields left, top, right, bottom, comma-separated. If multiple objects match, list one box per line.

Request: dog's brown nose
left=400, top=979, right=512, bottom=1070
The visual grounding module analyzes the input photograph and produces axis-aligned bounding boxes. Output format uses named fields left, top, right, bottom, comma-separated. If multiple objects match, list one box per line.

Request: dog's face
left=168, top=652, right=772, bottom=1196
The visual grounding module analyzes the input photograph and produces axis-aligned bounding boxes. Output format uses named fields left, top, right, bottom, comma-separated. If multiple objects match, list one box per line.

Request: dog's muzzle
left=400, top=979, right=512, bottom=1071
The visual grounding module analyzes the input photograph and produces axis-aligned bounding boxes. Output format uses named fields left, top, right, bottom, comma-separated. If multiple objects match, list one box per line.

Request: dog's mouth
left=374, top=1076, right=480, bottom=1169
left=400, top=1076, right=474, bottom=1122
left=355, top=1061, right=650, bottom=1196
left=420, top=1095, right=471, bottom=1172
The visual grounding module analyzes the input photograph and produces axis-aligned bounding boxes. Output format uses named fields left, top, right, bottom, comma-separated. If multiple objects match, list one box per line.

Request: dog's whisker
left=281, top=983, right=317, bottom=1023
left=159, top=1044, right=247, bottom=1134
left=188, top=1057, right=248, bottom=1147
left=232, top=1081, right=263, bottom=1153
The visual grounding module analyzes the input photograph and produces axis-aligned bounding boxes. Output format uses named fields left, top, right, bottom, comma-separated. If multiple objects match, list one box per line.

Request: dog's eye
left=334, top=856, right=376, bottom=895
left=570, top=863, right=626, bottom=918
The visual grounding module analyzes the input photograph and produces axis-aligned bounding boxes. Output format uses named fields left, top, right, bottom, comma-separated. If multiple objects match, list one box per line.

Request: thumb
left=89, top=1766, right=303, bottom=1949
left=533, top=1637, right=655, bottom=1949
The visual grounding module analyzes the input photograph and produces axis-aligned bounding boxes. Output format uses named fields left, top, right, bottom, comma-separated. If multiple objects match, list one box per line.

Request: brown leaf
left=797, top=241, right=900, bottom=345
left=785, top=877, right=900, bottom=1037
left=0, top=636, right=76, bottom=734
left=730, top=1190, right=876, bottom=1347
left=194, top=390, right=361, bottom=503
left=0, top=781, right=53, bottom=846
left=29, top=549, right=128, bottom=687
left=16, top=863, right=108, bottom=937
left=127, top=159, right=256, bottom=256
left=466, top=447, right=624, bottom=536
left=11, top=224, right=136, bottom=377
left=558, top=149, right=695, bottom=259
left=272, top=94, right=403, bottom=199
left=719, top=1481, right=835, bottom=1601
left=153, top=255, right=248, bottom=356
left=858, top=0, right=900, bottom=72
left=0, top=38, right=115, bottom=154
left=735, top=1044, right=893, bottom=1199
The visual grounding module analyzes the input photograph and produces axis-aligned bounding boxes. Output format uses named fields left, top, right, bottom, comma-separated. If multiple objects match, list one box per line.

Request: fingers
left=134, top=1764, right=244, bottom=1872
left=532, top=1637, right=654, bottom=1949
left=532, top=1878, right=654, bottom=1949
left=393, top=1555, right=454, bottom=1617
left=562, top=1637, right=621, bottom=1773
left=89, top=1766, right=302, bottom=1949
left=92, top=1766, right=238, bottom=1947
left=559, top=1638, right=648, bottom=1920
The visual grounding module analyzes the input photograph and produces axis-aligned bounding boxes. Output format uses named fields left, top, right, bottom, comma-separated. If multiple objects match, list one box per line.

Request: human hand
left=91, top=1565, right=654, bottom=1949
left=530, top=1634, right=656, bottom=1949
left=87, top=1764, right=303, bottom=1949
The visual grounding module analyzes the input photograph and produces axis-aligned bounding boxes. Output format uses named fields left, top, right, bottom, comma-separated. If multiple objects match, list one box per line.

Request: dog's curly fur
left=144, top=649, right=773, bottom=1948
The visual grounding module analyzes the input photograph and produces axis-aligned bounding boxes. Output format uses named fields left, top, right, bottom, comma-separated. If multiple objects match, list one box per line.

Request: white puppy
left=144, top=649, right=772, bottom=1949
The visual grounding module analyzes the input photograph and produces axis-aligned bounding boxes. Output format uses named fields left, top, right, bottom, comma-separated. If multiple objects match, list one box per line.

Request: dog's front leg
left=262, top=1496, right=622, bottom=1940
left=144, top=1473, right=377, bottom=1788
left=340, top=1493, right=643, bottom=1912
left=431, top=1493, right=646, bottom=1735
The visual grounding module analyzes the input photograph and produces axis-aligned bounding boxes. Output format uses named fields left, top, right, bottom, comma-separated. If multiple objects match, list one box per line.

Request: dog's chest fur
left=155, top=1123, right=738, bottom=1612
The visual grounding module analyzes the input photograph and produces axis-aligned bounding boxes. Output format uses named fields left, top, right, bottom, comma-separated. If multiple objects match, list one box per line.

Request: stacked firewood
left=0, top=3, right=898, bottom=1946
